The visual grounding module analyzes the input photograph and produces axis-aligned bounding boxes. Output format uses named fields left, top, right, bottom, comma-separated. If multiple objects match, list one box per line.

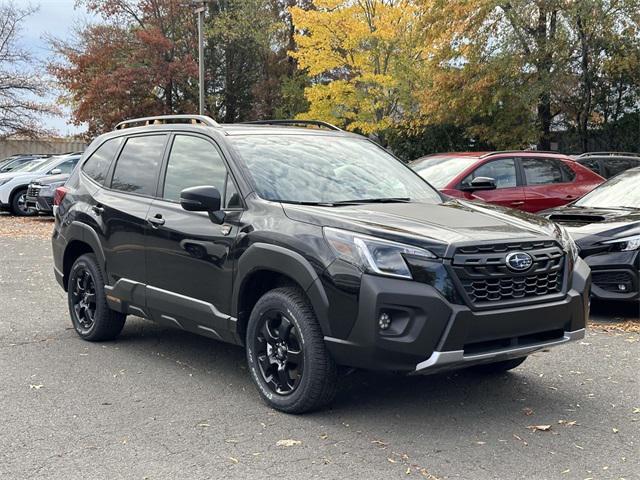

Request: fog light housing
left=378, top=312, right=391, bottom=330
left=618, top=284, right=627, bottom=292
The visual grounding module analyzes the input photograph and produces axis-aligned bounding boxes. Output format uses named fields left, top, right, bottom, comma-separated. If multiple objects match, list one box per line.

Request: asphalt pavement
left=0, top=235, right=638, bottom=480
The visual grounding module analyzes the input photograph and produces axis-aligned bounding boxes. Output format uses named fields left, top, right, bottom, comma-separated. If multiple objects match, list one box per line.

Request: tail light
left=54, top=186, right=69, bottom=206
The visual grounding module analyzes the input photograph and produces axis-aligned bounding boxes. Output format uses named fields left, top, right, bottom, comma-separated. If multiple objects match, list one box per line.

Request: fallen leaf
left=319, top=433, right=328, bottom=440
left=558, top=420, right=577, bottom=426
left=229, top=457, right=239, bottom=464
left=527, top=425, right=552, bottom=432
left=29, top=384, right=43, bottom=390
left=612, top=428, right=619, bottom=434
left=406, top=467, right=411, bottom=474
left=372, top=440, right=388, bottom=447
left=197, top=423, right=210, bottom=428
left=276, top=439, right=301, bottom=447
left=522, top=407, right=534, bottom=416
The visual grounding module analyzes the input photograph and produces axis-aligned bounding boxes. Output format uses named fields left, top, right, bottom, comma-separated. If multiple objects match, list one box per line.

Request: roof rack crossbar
left=241, top=119, right=342, bottom=131
left=114, top=115, right=220, bottom=130
left=577, top=151, right=640, bottom=158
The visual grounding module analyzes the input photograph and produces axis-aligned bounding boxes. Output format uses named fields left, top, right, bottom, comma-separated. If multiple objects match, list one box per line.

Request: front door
left=460, top=158, right=527, bottom=210
left=144, top=133, right=244, bottom=341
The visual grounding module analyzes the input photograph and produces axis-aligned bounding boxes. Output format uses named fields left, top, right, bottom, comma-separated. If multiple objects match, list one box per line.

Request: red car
left=410, top=151, right=605, bottom=213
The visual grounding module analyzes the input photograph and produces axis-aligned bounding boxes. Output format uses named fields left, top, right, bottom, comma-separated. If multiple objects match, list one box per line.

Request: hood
left=32, top=173, right=70, bottom=186
left=283, top=199, right=559, bottom=257
left=541, top=205, right=640, bottom=244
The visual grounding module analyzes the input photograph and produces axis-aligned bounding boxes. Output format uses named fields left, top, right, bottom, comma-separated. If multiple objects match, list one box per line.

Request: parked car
left=575, top=152, right=640, bottom=179
left=25, top=172, right=72, bottom=215
left=0, top=154, right=81, bottom=215
left=542, top=167, right=640, bottom=303
left=0, top=154, right=51, bottom=173
left=410, top=151, right=604, bottom=213
left=52, top=115, right=589, bottom=414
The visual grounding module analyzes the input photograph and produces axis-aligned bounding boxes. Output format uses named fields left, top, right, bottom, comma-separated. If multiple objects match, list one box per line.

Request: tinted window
left=230, top=135, right=442, bottom=204
left=604, top=159, right=636, bottom=178
left=162, top=135, right=228, bottom=203
left=225, top=175, right=241, bottom=208
left=523, top=159, right=564, bottom=185
left=579, top=158, right=601, bottom=175
left=111, top=135, right=166, bottom=195
left=83, top=138, right=123, bottom=185
left=462, top=158, right=517, bottom=188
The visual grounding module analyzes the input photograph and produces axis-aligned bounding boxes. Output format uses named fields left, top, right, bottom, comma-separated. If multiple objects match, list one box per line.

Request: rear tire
left=246, top=286, right=337, bottom=414
left=473, top=356, right=527, bottom=374
left=68, top=253, right=126, bottom=341
left=11, top=188, right=34, bottom=216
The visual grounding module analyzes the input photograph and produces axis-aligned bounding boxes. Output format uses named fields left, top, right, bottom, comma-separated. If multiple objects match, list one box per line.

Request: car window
left=83, top=138, right=123, bottom=185
left=522, top=158, right=565, bottom=185
left=230, top=135, right=442, bottom=204
left=52, top=158, right=78, bottom=174
left=578, top=158, right=601, bottom=176
left=225, top=174, right=242, bottom=208
left=461, top=158, right=517, bottom=188
left=574, top=168, right=640, bottom=208
left=604, top=159, right=635, bottom=178
left=111, top=135, right=166, bottom=195
left=162, top=135, right=229, bottom=203
left=411, top=156, right=476, bottom=188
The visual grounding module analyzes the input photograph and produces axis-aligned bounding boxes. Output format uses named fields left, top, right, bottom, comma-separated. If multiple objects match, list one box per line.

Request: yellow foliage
left=290, top=0, right=428, bottom=135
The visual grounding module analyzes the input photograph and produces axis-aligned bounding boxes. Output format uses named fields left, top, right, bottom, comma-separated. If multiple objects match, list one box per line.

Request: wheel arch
left=233, top=243, right=331, bottom=343
left=61, top=222, right=106, bottom=290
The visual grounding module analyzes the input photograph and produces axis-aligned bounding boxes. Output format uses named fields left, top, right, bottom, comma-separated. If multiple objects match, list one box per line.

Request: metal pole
left=196, top=5, right=205, bottom=115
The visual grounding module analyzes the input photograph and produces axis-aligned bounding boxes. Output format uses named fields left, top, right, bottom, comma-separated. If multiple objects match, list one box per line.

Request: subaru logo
left=505, top=252, right=533, bottom=272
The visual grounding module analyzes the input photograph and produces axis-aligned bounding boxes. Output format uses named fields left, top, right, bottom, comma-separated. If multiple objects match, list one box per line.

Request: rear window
left=83, top=138, right=123, bottom=185
left=111, top=135, right=166, bottom=196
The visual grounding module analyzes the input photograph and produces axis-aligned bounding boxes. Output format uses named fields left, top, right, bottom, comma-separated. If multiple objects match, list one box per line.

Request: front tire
left=11, top=188, right=34, bottom=216
left=68, top=253, right=126, bottom=341
left=246, top=287, right=337, bottom=414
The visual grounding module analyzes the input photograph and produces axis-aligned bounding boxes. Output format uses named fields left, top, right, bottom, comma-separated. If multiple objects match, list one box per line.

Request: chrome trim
left=414, top=328, right=585, bottom=373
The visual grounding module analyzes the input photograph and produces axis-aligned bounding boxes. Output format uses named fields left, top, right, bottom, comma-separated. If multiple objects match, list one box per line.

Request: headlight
left=324, top=227, right=436, bottom=279
left=557, top=225, right=579, bottom=264
left=603, top=234, right=640, bottom=251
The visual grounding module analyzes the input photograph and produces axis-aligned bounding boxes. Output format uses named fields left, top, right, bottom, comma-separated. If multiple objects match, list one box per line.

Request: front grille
left=452, top=241, right=565, bottom=306
left=592, top=271, right=635, bottom=293
left=27, top=185, right=41, bottom=197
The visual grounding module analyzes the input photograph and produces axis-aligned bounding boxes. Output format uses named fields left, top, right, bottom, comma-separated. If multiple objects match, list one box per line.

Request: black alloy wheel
left=70, top=266, right=97, bottom=334
left=254, top=310, right=304, bottom=395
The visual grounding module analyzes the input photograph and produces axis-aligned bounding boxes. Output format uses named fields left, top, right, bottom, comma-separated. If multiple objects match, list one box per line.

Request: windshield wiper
left=332, top=197, right=412, bottom=205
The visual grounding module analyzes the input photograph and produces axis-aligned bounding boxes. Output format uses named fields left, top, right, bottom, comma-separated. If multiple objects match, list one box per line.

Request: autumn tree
left=50, top=0, right=199, bottom=136
left=290, top=0, right=428, bottom=139
left=417, top=0, right=640, bottom=150
left=0, top=2, right=56, bottom=137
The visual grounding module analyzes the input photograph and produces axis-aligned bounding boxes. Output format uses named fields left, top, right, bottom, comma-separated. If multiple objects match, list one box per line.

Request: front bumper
left=582, top=250, right=639, bottom=303
left=325, top=257, right=590, bottom=373
left=25, top=194, right=54, bottom=214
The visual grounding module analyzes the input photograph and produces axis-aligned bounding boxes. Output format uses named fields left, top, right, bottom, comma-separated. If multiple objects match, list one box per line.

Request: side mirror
left=50, top=168, right=62, bottom=175
left=180, top=185, right=225, bottom=224
left=461, top=176, right=497, bottom=191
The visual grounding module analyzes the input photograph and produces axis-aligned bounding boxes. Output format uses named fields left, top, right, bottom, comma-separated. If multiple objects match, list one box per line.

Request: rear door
left=521, top=158, right=580, bottom=212
left=92, top=134, right=168, bottom=288
left=145, top=133, right=244, bottom=340
left=458, top=157, right=526, bottom=209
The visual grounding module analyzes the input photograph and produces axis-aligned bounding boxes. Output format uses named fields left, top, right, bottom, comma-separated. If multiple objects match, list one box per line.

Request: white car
left=0, top=154, right=81, bottom=216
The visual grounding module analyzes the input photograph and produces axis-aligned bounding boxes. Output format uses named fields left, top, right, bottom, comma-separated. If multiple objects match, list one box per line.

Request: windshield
left=574, top=169, right=640, bottom=208
left=229, top=135, right=442, bottom=204
left=411, top=156, right=476, bottom=188
left=19, top=156, right=60, bottom=173
left=10, top=158, right=48, bottom=172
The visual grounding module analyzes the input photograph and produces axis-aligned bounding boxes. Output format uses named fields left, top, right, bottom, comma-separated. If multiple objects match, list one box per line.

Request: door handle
left=510, top=201, right=525, bottom=206
left=147, top=214, right=165, bottom=226
left=565, top=195, right=576, bottom=199
left=92, top=205, right=104, bottom=215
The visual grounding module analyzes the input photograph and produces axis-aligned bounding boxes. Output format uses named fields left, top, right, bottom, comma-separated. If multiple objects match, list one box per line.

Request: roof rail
left=241, top=119, right=342, bottom=131
left=114, top=115, right=220, bottom=130
left=577, top=151, right=640, bottom=158
left=479, top=150, right=563, bottom=158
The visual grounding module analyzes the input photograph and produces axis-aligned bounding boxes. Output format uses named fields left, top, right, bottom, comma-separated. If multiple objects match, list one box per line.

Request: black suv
left=52, top=115, right=590, bottom=413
